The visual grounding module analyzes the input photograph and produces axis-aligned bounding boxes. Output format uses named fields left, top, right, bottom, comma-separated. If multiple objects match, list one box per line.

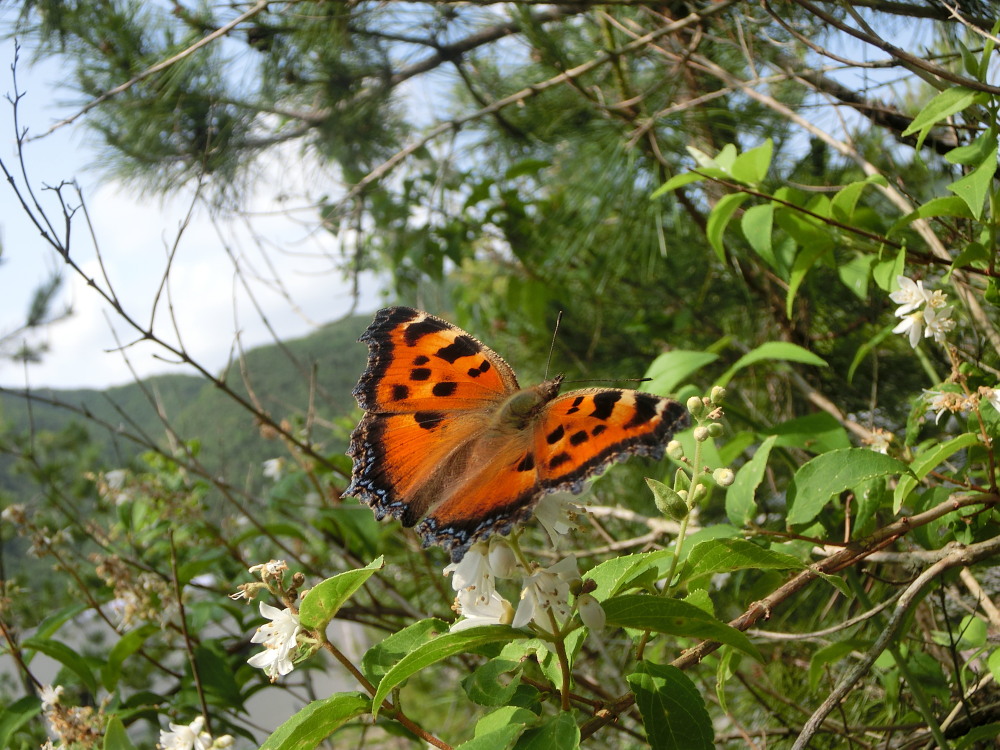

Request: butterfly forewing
left=354, top=307, right=518, bottom=413
left=535, top=389, right=691, bottom=490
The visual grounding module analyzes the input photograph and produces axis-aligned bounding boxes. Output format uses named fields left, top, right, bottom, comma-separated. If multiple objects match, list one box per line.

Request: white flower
left=247, top=602, right=302, bottom=682
left=513, top=556, right=580, bottom=631
left=1, top=504, right=26, bottom=524
left=450, top=590, right=515, bottom=632
left=865, top=428, right=893, bottom=454
left=890, top=275, right=930, bottom=316
left=158, top=716, right=213, bottom=750
left=39, top=684, right=63, bottom=710
left=577, top=593, right=606, bottom=631
left=262, top=458, right=285, bottom=481
left=892, top=310, right=925, bottom=348
left=980, top=386, right=1000, bottom=413
left=443, top=543, right=493, bottom=593
left=922, top=304, right=955, bottom=344
left=105, top=469, right=127, bottom=490
left=534, top=494, right=582, bottom=546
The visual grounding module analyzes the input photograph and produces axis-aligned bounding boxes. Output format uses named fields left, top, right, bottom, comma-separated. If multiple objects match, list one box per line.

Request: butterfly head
left=494, top=375, right=564, bottom=433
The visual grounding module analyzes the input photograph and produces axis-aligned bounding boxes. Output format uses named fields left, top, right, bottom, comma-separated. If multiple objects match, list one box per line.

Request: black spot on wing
left=467, top=360, right=491, bottom=378
left=435, top=334, right=481, bottom=364
left=590, top=391, right=621, bottom=420
left=413, top=355, right=429, bottom=366
left=410, top=368, right=432, bottom=381
left=414, top=411, right=445, bottom=430
left=566, top=395, right=585, bottom=415
left=625, top=393, right=661, bottom=429
left=404, top=317, right=450, bottom=346
left=591, top=424, right=607, bottom=437
left=569, top=430, right=589, bottom=446
left=432, top=381, right=457, bottom=397
left=549, top=452, right=571, bottom=470
left=391, top=384, right=409, bottom=401
left=516, top=453, right=535, bottom=472
left=546, top=425, right=565, bottom=445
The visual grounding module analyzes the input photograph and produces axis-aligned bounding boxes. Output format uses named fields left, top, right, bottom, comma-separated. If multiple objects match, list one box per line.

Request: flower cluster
left=158, top=716, right=233, bottom=750
left=890, top=275, right=955, bottom=347
left=444, top=495, right=605, bottom=635
left=235, top=559, right=307, bottom=682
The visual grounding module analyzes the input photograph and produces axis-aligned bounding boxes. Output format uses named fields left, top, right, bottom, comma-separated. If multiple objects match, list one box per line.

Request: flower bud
left=690, top=482, right=708, bottom=503
left=713, top=467, right=735, bottom=487
left=693, top=425, right=710, bottom=442
left=666, top=440, right=685, bottom=460
left=710, top=386, right=727, bottom=404
left=707, top=422, right=724, bottom=437
left=686, top=396, right=706, bottom=418
left=577, top=593, right=606, bottom=631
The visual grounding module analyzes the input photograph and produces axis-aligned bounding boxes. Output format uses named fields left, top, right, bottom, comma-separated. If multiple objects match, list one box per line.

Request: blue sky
left=0, top=31, right=381, bottom=390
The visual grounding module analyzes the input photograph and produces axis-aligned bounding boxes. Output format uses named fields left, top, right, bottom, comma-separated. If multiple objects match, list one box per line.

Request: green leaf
left=21, top=637, right=99, bottom=695
left=888, top=195, right=974, bottom=236
left=706, top=193, right=749, bottom=262
left=651, top=172, right=703, bottom=198
left=361, top=618, right=448, bottom=686
left=717, top=342, right=827, bottom=388
left=372, top=626, right=527, bottom=716
left=770, top=412, right=851, bottom=454
left=809, top=640, right=867, bottom=692
left=464, top=659, right=523, bottom=706
left=0, top=697, right=40, bottom=750
left=901, top=87, right=980, bottom=150
left=951, top=241, right=990, bottom=273
left=259, top=693, right=371, bottom=750
left=588, top=550, right=675, bottom=599
left=194, top=644, right=244, bottom=709
left=103, top=715, right=138, bottom=750
left=837, top=253, right=874, bottom=300
left=730, top=139, right=773, bottom=184
left=103, top=623, right=158, bottom=691
left=628, top=663, right=714, bottom=750
left=740, top=203, right=775, bottom=269
left=872, top=247, right=906, bottom=291
left=830, top=175, right=886, bottom=222
left=785, top=243, right=831, bottom=318
left=298, top=557, right=383, bottom=632
left=946, top=131, right=996, bottom=166
left=603, top=595, right=762, bottom=661
left=847, top=322, right=896, bottom=384
left=726, top=435, right=777, bottom=526
left=512, top=712, right=580, bottom=750
left=643, top=350, right=719, bottom=395
left=893, top=433, right=980, bottom=513
left=684, top=538, right=805, bottom=588
left=947, top=146, right=997, bottom=220
left=788, top=449, right=913, bottom=525
left=955, top=724, right=1000, bottom=750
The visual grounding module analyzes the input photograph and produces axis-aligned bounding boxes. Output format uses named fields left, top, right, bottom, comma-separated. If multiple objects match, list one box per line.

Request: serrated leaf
left=947, top=146, right=997, bottom=220
left=603, top=596, right=762, bottom=661
left=643, top=350, right=719, bottom=395
left=628, top=663, right=714, bottom=750
left=464, top=658, right=522, bottom=706
left=259, top=693, right=371, bottom=750
left=372, top=626, right=527, bottom=717
left=901, top=87, right=980, bottom=150
left=298, top=557, right=383, bottom=633
left=707, top=193, right=749, bottom=263
left=361, top=618, right=448, bottom=686
left=684, top=538, right=805, bottom=586
left=588, top=551, right=675, bottom=599
left=717, top=342, right=827, bottom=388
left=512, top=712, right=579, bottom=750
left=893, top=432, right=980, bottom=513
left=726, top=435, right=777, bottom=526
left=788, top=449, right=913, bottom=525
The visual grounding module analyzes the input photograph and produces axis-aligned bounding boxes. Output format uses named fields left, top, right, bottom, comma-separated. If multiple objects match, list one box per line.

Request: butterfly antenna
left=544, top=311, right=563, bottom=379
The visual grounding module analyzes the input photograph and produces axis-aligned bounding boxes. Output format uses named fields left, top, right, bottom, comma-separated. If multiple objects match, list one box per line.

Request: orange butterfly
left=346, top=307, right=690, bottom=561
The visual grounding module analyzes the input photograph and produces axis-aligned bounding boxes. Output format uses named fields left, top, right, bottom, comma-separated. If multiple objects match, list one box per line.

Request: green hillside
left=0, top=315, right=370, bottom=489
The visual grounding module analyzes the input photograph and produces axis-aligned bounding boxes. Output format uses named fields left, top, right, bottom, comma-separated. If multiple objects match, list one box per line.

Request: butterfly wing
left=417, top=387, right=690, bottom=560
left=535, top=389, right=690, bottom=490
left=347, top=307, right=519, bottom=525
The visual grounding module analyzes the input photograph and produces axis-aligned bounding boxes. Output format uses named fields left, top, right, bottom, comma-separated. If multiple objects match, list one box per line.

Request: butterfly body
left=346, top=307, right=689, bottom=560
